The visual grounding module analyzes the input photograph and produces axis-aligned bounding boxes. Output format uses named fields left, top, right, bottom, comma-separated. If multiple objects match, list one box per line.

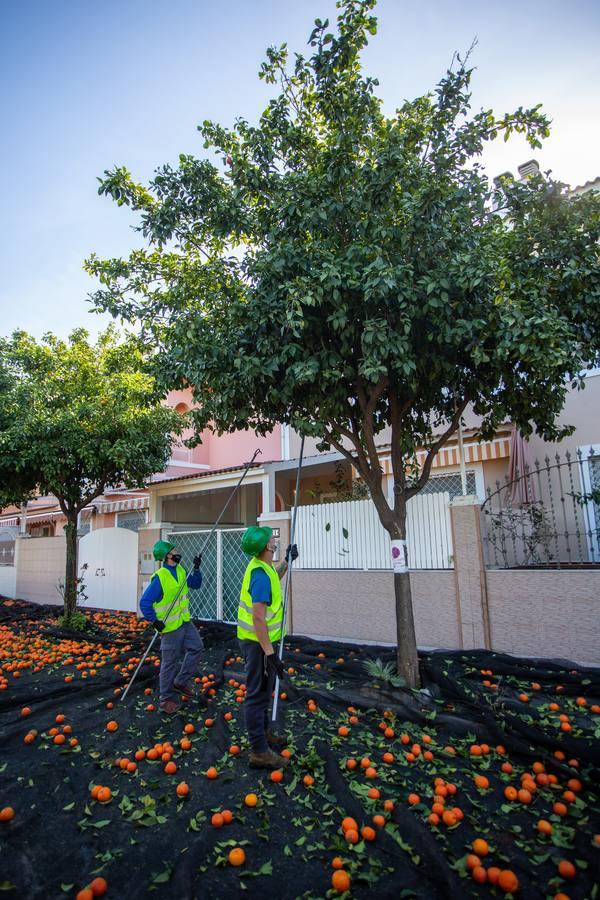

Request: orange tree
left=0, top=327, right=183, bottom=625
left=86, top=0, right=600, bottom=684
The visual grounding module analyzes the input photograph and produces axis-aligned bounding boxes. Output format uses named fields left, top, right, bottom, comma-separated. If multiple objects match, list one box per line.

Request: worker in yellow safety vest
left=140, top=540, right=205, bottom=715
left=237, top=525, right=298, bottom=769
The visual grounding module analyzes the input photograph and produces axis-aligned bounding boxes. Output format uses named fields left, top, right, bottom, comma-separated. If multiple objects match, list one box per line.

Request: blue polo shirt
left=249, top=568, right=272, bottom=606
left=139, top=564, right=202, bottom=622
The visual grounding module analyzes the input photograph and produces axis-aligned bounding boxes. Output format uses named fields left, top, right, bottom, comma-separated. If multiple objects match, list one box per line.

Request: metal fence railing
left=166, top=527, right=247, bottom=622
left=481, top=447, right=600, bottom=568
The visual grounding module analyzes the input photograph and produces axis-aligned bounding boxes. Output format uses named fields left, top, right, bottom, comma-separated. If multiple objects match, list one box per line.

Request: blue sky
left=1, top=0, right=598, bottom=340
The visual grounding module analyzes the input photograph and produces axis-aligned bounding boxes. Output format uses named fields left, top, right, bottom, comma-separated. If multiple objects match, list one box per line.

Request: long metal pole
left=271, top=435, right=305, bottom=723
left=121, top=448, right=262, bottom=702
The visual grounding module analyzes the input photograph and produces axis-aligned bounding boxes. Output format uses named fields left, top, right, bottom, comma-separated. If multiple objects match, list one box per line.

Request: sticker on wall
left=391, top=539, right=408, bottom=573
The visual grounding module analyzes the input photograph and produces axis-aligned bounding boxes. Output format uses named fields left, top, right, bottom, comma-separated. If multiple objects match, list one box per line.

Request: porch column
left=262, top=472, right=276, bottom=515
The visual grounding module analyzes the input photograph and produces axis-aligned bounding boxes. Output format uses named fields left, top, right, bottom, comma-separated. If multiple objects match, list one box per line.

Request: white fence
left=296, top=493, right=453, bottom=570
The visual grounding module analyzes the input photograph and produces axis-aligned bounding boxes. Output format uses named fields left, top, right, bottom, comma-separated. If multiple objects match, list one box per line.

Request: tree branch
left=405, top=398, right=469, bottom=500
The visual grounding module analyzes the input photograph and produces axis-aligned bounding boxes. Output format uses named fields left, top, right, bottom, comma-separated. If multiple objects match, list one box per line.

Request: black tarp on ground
left=0, top=599, right=599, bottom=899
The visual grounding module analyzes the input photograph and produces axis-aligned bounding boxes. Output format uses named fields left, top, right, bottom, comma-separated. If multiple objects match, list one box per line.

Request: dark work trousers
left=159, top=621, right=204, bottom=702
left=239, top=639, right=275, bottom=753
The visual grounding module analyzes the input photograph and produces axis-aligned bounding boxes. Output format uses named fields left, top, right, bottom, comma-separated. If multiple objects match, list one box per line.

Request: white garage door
left=79, top=527, right=138, bottom=612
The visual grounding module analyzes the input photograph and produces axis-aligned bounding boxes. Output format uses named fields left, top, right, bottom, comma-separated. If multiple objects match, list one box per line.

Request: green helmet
left=153, top=540, right=175, bottom=561
left=241, top=525, right=273, bottom=557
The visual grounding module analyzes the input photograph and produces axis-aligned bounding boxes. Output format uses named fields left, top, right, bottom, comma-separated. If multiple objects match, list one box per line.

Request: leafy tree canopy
left=0, top=326, right=184, bottom=618
left=86, top=0, right=600, bottom=679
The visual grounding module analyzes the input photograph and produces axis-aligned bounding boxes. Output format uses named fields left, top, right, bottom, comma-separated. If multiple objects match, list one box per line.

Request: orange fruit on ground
left=270, top=769, right=283, bottom=783
left=211, top=813, right=224, bottom=827
left=229, top=745, right=240, bottom=755
left=21, top=707, right=31, bottom=716
left=176, top=782, right=189, bottom=797
left=338, top=726, right=349, bottom=737
left=557, top=860, right=576, bottom=879
left=341, top=816, right=358, bottom=833
left=164, top=761, right=177, bottom=775
left=346, top=759, right=357, bottom=770
left=344, top=828, right=359, bottom=844
left=361, top=826, right=376, bottom=841
left=428, top=813, right=440, bottom=826
left=135, top=749, right=146, bottom=761
left=97, top=787, right=112, bottom=803
left=0, top=807, right=15, bottom=822
left=53, top=734, right=66, bottom=745
left=383, top=799, right=394, bottom=812
left=365, top=767, right=377, bottom=779
left=466, top=854, right=481, bottom=871
left=373, top=815, right=386, bottom=827
left=180, top=739, right=191, bottom=751
left=472, top=867, right=487, bottom=884
left=383, top=752, right=394, bottom=764
left=76, top=891, right=93, bottom=900
left=183, top=723, right=195, bottom=734
left=360, top=757, right=371, bottom=769
left=408, top=793, right=420, bottom=806
left=474, top=775, right=489, bottom=790
left=487, top=867, right=501, bottom=885
left=332, top=857, right=344, bottom=870
left=331, top=870, right=351, bottom=893
left=106, top=721, right=118, bottom=732
left=537, top=819, right=553, bottom=835
left=244, top=793, right=258, bottom=807
left=442, top=810, right=457, bottom=826
left=221, top=809, right=233, bottom=824
left=472, top=839, right=489, bottom=857
left=553, top=802, right=568, bottom=816
left=518, top=788, right=532, bottom=805
left=498, top=870, right=519, bottom=893
left=303, top=774, right=314, bottom=786
left=367, top=787, right=380, bottom=800
left=567, top=779, right=582, bottom=793
left=89, top=877, right=108, bottom=897
left=504, top=786, right=517, bottom=801
left=206, top=767, right=218, bottom=779
left=228, top=847, right=245, bottom=867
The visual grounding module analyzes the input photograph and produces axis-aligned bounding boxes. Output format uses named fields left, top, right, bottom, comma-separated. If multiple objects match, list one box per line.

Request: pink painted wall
left=165, top=388, right=282, bottom=470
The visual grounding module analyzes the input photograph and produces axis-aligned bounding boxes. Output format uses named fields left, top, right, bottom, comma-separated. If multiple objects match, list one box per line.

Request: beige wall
left=486, top=570, right=600, bottom=664
left=16, top=535, right=66, bottom=606
left=290, top=570, right=458, bottom=648
left=526, top=373, right=600, bottom=461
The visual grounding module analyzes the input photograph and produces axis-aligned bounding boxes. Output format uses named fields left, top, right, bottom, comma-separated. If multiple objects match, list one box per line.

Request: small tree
left=0, top=327, right=183, bottom=624
left=87, top=0, right=600, bottom=684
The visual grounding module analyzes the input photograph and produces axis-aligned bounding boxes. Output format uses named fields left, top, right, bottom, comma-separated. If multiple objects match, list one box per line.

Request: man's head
left=152, top=540, right=182, bottom=565
left=241, top=525, right=275, bottom=559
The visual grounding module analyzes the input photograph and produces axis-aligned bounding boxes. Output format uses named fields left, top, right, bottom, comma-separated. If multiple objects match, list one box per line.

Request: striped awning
left=360, top=436, right=511, bottom=477
left=93, top=496, right=149, bottom=514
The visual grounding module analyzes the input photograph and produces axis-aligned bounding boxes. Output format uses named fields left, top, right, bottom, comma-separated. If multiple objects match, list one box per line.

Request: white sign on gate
left=78, top=527, right=139, bottom=612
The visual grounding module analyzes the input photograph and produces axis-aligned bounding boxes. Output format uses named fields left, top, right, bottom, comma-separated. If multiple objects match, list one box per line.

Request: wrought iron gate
left=166, top=528, right=248, bottom=622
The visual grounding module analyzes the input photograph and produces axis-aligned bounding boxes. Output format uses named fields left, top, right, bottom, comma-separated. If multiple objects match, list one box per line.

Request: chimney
left=517, top=159, right=540, bottom=180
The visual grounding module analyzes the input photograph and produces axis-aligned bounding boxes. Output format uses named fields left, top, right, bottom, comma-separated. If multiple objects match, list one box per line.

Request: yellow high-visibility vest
left=237, top=558, right=283, bottom=643
left=151, top=564, right=190, bottom=634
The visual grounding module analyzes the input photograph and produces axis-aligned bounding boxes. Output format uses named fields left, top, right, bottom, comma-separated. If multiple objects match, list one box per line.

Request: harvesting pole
left=121, top=448, right=262, bottom=702
left=271, top=435, right=305, bottom=723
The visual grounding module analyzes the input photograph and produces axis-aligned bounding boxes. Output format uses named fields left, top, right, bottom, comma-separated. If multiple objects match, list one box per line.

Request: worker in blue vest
left=139, top=540, right=205, bottom=715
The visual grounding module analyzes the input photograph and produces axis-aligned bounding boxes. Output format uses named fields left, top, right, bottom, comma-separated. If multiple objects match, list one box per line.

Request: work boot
left=266, top=728, right=288, bottom=749
left=249, top=749, right=291, bottom=770
left=158, top=699, right=180, bottom=715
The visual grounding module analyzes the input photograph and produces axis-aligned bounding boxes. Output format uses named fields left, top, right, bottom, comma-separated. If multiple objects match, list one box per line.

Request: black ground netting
left=0, top=598, right=599, bottom=899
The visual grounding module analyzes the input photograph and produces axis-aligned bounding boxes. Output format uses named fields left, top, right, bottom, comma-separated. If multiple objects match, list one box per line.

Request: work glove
left=265, top=652, right=286, bottom=680
left=193, top=554, right=202, bottom=570
left=285, top=543, right=298, bottom=563
left=153, top=619, right=165, bottom=633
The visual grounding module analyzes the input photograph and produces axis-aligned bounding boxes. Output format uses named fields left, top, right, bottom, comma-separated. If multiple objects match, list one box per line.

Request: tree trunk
left=63, top=518, right=78, bottom=621
left=394, top=570, right=420, bottom=688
